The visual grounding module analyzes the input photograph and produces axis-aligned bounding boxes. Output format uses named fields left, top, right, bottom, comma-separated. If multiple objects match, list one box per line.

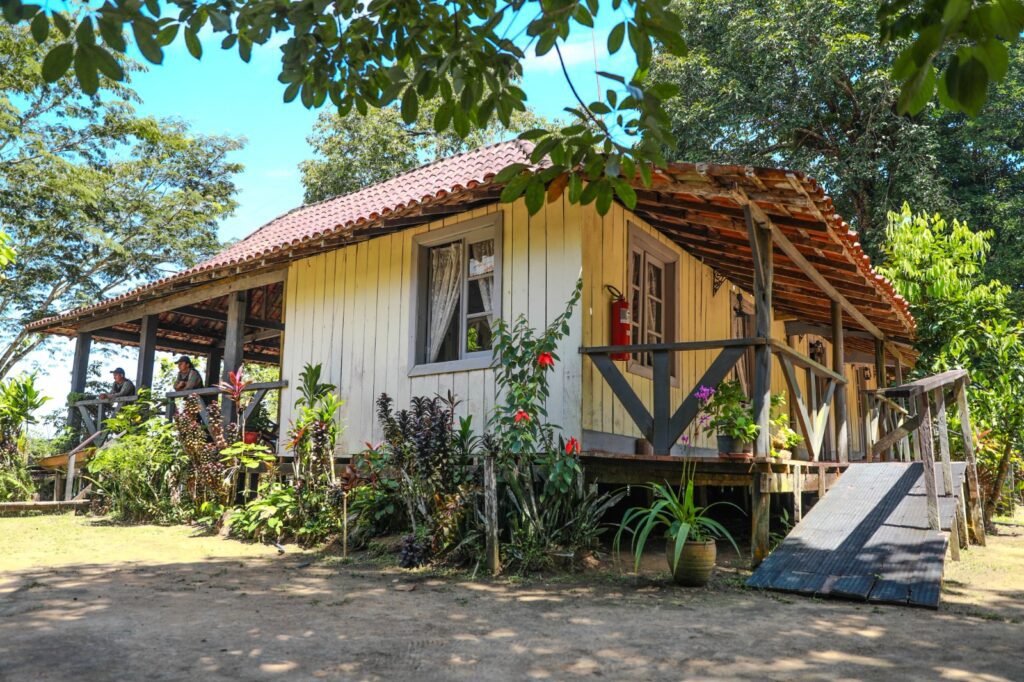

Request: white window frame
left=408, top=213, right=503, bottom=377
left=626, top=223, right=678, bottom=383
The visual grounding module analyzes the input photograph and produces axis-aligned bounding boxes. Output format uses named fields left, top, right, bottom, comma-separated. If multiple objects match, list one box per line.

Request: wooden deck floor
left=747, top=462, right=967, bottom=608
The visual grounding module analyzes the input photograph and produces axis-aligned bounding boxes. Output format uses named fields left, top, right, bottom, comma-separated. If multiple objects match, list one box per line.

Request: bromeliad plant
left=614, top=461, right=741, bottom=577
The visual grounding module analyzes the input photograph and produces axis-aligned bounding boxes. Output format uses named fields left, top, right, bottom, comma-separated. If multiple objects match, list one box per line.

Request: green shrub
left=87, top=417, right=186, bottom=523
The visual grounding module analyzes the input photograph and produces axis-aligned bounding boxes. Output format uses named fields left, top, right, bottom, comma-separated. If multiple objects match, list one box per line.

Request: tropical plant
left=614, top=467, right=741, bottom=574
left=86, top=416, right=187, bottom=523
left=0, top=374, right=48, bottom=480
left=770, top=393, right=804, bottom=458
left=651, top=0, right=1024, bottom=297
left=365, top=392, right=480, bottom=566
left=219, top=441, right=275, bottom=497
left=289, top=363, right=344, bottom=485
left=174, top=396, right=233, bottom=511
left=697, top=381, right=759, bottom=444
left=879, top=205, right=1024, bottom=527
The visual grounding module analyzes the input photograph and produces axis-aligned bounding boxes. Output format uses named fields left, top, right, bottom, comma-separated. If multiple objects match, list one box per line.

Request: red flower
left=537, top=352, right=555, bottom=368
left=565, top=437, right=581, bottom=455
left=514, top=409, right=531, bottom=424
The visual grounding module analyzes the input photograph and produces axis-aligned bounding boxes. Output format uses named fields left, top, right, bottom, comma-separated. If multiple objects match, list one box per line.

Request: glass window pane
left=632, top=252, right=642, bottom=287
left=467, top=277, right=494, bottom=317
left=466, top=317, right=492, bottom=353
left=468, top=239, right=495, bottom=277
left=647, top=299, right=662, bottom=335
left=646, top=261, right=663, bottom=299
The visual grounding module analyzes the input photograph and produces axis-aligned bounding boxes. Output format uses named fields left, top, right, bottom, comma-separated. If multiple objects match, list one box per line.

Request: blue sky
left=19, top=10, right=637, bottom=428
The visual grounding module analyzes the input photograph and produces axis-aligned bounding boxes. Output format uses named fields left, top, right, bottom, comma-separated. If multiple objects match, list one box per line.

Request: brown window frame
left=626, top=223, right=678, bottom=383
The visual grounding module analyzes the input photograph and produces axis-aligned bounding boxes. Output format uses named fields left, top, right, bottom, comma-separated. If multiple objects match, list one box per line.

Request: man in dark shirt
left=173, top=356, right=204, bottom=392
left=99, top=367, right=136, bottom=415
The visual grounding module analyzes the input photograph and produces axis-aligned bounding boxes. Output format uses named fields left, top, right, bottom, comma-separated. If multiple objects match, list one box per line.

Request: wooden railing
left=580, top=338, right=764, bottom=454
left=866, top=369, right=986, bottom=548
left=73, top=395, right=144, bottom=436
left=165, top=381, right=287, bottom=437
left=771, top=339, right=847, bottom=462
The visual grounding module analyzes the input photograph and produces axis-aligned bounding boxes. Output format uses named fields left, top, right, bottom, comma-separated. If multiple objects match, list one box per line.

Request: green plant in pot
left=614, top=464, right=741, bottom=586
left=697, top=380, right=759, bottom=459
left=769, top=393, right=804, bottom=458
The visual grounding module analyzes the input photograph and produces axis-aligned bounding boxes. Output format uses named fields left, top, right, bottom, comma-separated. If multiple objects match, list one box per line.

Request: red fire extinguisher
left=606, top=285, right=631, bottom=361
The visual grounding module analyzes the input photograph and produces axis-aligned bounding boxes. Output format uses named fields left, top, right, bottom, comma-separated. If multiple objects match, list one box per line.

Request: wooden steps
left=747, top=462, right=968, bottom=608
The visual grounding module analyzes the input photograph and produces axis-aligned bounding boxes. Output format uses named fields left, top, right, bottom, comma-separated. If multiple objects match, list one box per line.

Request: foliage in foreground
left=0, top=373, right=47, bottom=501
left=651, top=0, right=1024, bottom=308
left=879, top=205, right=1024, bottom=524
left=230, top=364, right=346, bottom=546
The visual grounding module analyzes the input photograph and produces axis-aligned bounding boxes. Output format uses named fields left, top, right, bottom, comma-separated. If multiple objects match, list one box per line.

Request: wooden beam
left=589, top=354, right=654, bottom=438
left=222, top=291, right=247, bottom=425
left=746, top=206, right=773, bottom=460
left=769, top=339, right=847, bottom=384
left=832, top=300, right=849, bottom=463
left=175, top=305, right=284, bottom=331
left=916, top=393, right=941, bottom=530
left=77, top=267, right=287, bottom=332
left=755, top=204, right=885, bottom=340
left=68, top=332, right=91, bottom=429
left=136, top=314, right=158, bottom=388
left=205, top=347, right=223, bottom=388
left=955, top=377, right=986, bottom=545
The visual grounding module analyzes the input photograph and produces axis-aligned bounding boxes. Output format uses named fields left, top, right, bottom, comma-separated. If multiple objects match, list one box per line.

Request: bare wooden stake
left=916, top=393, right=940, bottom=530
left=955, top=378, right=986, bottom=545
left=932, top=388, right=954, bottom=497
left=484, top=455, right=501, bottom=576
left=343, top=491, right=348, bottom=559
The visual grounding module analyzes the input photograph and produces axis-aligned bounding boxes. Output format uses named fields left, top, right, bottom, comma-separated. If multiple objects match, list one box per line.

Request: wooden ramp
left=747, top=462, right=967, bottom=608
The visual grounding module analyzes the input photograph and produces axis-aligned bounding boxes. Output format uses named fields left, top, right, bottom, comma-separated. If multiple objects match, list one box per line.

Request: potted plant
left=770, top=394, right=804, bottom=458
left=243, top=402, right=274, bottom=444
left=698, top=380, right=759, bottom=460
left=614, top=468, right=741, bottom=587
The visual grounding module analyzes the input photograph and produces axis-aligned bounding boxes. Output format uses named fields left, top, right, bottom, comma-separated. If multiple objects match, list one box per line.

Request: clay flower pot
left=666, top=538, right=717, bottom=587
left=717, top=435, right=753, bottom=460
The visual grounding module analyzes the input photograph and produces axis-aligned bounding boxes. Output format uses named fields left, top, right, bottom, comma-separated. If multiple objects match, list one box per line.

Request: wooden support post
left=69, top=332, right=92, bottom=429
left=933, top=388, right=954, bottom=497
left=745, top=206, right=772, bottom=460
left=52, top=473, right=62, bottom=501
left=874, top=339, right=889, bottom=460
left=955, top=378, right=986, bottom=545
left=831, top=301, right=849, bottom=463
left=651, top=350, right=671, bottom=454
left=949, top=510, right=961, bottom=561
left=484, top=455, right=500, bottom=576
left=222, top=291, right=248, bottom=426
left=751, top=471, right=771, bottom=566
left=956, top=496, right=969, bottom=550
left=64, top=452, right=76, bottom=501
left=136, top=314, right=158, bottom=389
left=792, top=464, right=803, bottom=523
left=205, top=347, right=223, bottom=389
left=916, top=393, right=940, bottom=530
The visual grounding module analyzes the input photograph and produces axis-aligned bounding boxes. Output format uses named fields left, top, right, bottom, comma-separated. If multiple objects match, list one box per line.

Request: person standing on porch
left=98, top=367, right=136, bottom=403
left=173, top=356, right=204, bottom=392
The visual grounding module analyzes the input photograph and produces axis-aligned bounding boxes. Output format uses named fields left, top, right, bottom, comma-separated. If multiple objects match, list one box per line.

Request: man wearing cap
left=173, top=356, right=204, bottom=392
left=99, top=368, right=136, bottom=412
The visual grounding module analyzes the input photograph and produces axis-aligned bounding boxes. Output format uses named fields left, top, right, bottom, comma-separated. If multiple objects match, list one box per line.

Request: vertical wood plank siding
left=279, top=198, right=585, bottom=455
left=279, top=196, right=881, bottom=457
left=579, top=205, right=873, bottom=455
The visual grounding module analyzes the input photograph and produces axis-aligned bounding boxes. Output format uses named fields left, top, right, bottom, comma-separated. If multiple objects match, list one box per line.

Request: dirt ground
left=1, top=514, right=1022, bottom=682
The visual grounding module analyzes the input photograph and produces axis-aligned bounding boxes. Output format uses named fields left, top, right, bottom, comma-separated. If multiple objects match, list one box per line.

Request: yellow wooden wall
left=579, top=205, right=872, bottom=455
left=278, top=196, right=584, bottom=454
left=278, top=195, right=881, bottom=458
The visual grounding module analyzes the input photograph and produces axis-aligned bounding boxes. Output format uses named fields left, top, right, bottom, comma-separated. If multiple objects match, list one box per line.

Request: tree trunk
left=984, top=440, right=1015, bottom=531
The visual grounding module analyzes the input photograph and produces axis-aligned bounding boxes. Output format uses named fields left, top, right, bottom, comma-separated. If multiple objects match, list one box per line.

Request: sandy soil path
left=1, top=515, right=1021, bottom=681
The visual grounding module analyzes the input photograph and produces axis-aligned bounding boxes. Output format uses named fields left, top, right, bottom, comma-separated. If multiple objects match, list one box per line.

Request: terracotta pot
left=666, top=538, right=716, bottom=586
left=243, top=431, right=260, bottom=444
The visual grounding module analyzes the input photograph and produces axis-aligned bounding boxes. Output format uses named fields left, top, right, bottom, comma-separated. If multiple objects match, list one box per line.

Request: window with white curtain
left=411, top=214, right=502, bottom=375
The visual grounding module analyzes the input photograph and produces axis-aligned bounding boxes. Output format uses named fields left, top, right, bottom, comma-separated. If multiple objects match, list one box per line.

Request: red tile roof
left=27, top=139, right=914, bottom=340
left=28, top=140, right=538, bottom=331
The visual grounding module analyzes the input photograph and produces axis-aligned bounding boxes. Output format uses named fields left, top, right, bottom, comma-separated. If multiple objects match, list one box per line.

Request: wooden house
left=28, top=140, right=923, bottom=559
